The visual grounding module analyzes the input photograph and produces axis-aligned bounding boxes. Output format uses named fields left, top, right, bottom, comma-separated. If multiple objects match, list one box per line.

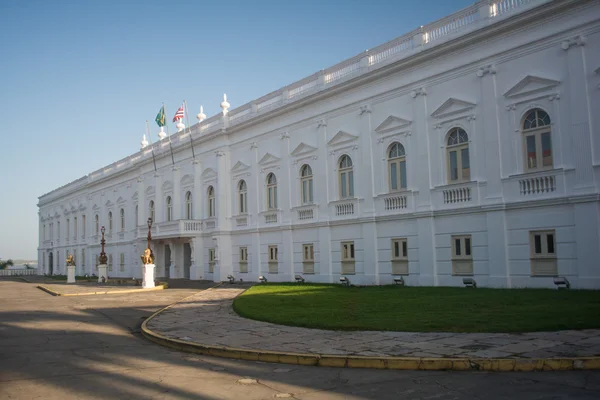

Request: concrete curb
left=140, top=286, right=600, bottom=372
left=37, top=282, right=168, bottom=297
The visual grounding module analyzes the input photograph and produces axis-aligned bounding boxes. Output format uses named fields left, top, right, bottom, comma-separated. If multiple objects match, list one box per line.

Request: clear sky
left=0, top=0, right=475, bottom=260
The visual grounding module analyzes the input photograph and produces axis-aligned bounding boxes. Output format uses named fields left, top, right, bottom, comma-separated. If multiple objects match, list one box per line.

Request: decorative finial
left=176, top=121, right=185, bottom=131
left=158, top=126, right=167, bottom=140
left=220, top=93, right=230, bottom=116
left=196, top=105, right=206, bottom=122
left=141, top=134, right=148, bottom=149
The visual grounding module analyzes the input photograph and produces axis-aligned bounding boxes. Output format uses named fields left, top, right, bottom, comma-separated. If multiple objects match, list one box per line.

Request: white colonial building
left=38, top=0, right=600, bottom=288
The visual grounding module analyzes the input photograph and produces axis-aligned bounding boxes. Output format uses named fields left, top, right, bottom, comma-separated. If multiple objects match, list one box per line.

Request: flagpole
left=184, top=100, right=195, bottom=159
left=163, top=102, right=175, bottom=166
left=146, top=120, right=157, bottom=172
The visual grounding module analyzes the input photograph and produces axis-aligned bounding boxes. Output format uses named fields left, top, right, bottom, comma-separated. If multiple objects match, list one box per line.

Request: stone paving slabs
left=147, top=285, right=600, bottom=359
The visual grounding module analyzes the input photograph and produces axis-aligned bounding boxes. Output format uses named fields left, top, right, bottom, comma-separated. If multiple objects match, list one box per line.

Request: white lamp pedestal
left=67, top=266, right=76, bottom=283
left=98, top=264, right=108, bottom=283
left=143, top=264, right=156, bottom=289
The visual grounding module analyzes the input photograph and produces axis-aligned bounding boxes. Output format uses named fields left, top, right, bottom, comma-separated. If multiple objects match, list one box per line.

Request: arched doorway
left=48, top=252, right=53, bottom=275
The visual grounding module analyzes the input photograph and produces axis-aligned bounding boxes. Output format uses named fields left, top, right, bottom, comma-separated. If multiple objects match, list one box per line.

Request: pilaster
left=154, top=173, right=163, bottom=223
left=193, top=160, right=203, bottom=220
left=172, top=167, right=181, bottom=220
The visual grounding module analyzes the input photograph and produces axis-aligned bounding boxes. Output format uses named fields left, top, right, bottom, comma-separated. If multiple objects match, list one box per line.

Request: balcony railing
left=376, top=192, right=414, bottom=215
left=503, top=169, right=564, bottom=202
left=294, top=204, right=317, bottom=222
left=264, top=212, right=278, bottom=224
left=443, top=186, right=472, bottom=204
left=329, top=198, right=361, bottom=219
left=235, top=215, right=249, bottom=227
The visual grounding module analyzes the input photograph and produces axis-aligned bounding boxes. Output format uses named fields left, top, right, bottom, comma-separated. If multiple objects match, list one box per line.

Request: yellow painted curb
left=140, top=285, right=600, bottom=372
left=37, top=282, right=168, bottom=297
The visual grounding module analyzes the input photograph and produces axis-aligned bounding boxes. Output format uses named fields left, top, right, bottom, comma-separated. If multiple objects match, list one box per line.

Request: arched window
left=120, top=208, right=125, bottom=231
left=388, top=142, right=407, bottom=191
left=108, top=211, right=113, bottom=233
left=95, top=214, right=99, bottom=234
left=446, top=128, right=470, bottom=183
left=166, top=196, right=172, bottom=222
left=149, top=200, right=155, bottom=223
left=522, top=109, right=552, bottom=171
left=185, top=191, right=193, bottom=219
left=238, top=180, right=248, bottom=214
left=266, top=173, right=278, bottom=210
left=207, top=186, right=215, bottom=217
left=300, top=165, right=314, bottom=204
left=338, top=155, right=354, bottom=199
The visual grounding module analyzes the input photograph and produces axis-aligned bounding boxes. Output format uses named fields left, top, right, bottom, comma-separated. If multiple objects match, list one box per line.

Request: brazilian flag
left=155, top=105, right=166, bottom=127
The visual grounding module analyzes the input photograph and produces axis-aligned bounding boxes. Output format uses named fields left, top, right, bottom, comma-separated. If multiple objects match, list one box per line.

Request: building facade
left=38, top=0, right=600, bottom=288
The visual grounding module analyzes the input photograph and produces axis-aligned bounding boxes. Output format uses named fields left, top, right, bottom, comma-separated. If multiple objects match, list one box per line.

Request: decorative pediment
left=231, top=161, right=251, bottom=173
left=116, top=196, right=126, bottom=204
left=374, top=116, right=412, bottom=134
left=53, top=211, right=60, bottom=218
left=104, top=200, right=114, bottom=207
left=145, top=186, right=155, bottom=196
left=202, top=168, right=217, bottom=179
left=92, top=204, right=100, bottom=211
left=78, top=203, right=86, bottom=211
left=503, top=75, right=560, bottom=98
left=327, top=130, right=359, bottom=147
left=431, top=98, right=476, bottom=119
left=180, top=174, right=194, bottom=186
left=162, top=180, right=173, bottom=191
left=132, top=191, right=138, bottom=201
left=290, top=142, right=318, bottom=157
left=70, top=204, right=77, bottom=212
left=258, top=152, right=281, bottom=166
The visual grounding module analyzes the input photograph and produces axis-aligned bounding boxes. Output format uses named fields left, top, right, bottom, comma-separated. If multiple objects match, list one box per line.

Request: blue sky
left=0, top=0, right=475, bottom=260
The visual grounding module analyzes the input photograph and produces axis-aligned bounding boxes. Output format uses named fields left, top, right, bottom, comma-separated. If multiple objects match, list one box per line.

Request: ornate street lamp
left=99, top=226, right=107, bottom=264
left=141, top=218, right=155, bottom=265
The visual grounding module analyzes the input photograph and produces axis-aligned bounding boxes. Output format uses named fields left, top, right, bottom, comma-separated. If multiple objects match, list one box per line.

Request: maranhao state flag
left=155, top=105, right=166, bottom=127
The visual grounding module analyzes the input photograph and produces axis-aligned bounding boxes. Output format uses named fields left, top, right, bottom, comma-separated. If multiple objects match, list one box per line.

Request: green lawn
left=232, top=283, right=600, bottom=333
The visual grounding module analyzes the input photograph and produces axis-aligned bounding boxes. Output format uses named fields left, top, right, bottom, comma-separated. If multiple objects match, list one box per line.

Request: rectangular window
left=208, top=248, right=215, bottom=273
left=108, top=254, right=113, bottom=272
left=449, top=151, right=458, bottom=181
left=541, top=132, right=552, bottom=167
left=391, top=238, right=407, bottom=260
left=530, top=230, right=557, bottom=276
left=303, top=244, right=314, bottom=262
left=120, top=253, right=125, bottom=272
left=341, top=172, right=347, bottom=198
left=57, top=222, right=60, bottom=239
left=341, top=241, right=355, bottom=274
left=268, top=245, right=278, bottom=262
left=82, top=215, right=86, bottom=238
left=526, top=134, right=537, bottom=169
left=348, top=171, right=354, bottom=197
left=400, top=160, right=407, bottom=189
left=74, top=217, right=77, bottom=239
left=391, top=238, right=408, bottom=275
left=390, top=163, right=398, bottom=190
left=239, top=247, right=248, bottom=273
left=451, top=235, right=473, bottom=275
left=67, top=219, right=70, bottom=240
left=81, top=249, right=85, bottom=267
left=341, top=241, right=355, bottom=261
left=461, top=148, right=470, bottom=180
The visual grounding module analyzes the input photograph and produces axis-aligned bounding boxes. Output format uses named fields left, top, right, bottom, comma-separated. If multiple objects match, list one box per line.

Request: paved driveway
left=1, top=278, right=599, bottom=399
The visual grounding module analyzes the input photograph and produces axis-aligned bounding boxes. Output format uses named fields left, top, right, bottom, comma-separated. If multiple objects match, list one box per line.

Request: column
left=172, top=167, right=181, bottom=220
left=479, top=67, right=503, bottom=202
left=215, top=150, right=233, bottom=281
left=137, top=176, right=145, bottom=226
left=563, top=38, right=594, bottom=192
left=154, top=173, right=163, bottom=223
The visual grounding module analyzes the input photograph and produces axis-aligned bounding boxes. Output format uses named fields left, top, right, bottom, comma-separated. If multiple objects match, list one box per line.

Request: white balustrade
left=324, top=60, right=361, bottom=84
left=384, top=195, right=408, bottom=210
left=264, top=212, right=278, bottom=224
left=492, top=0, right=533, bottom=17
left=183, top=220, right=202, bottom=232
left=336, top=202, right=355, bottom=216
left=519, top=175, right=556, bottom=195
left=288, top=79, right=318, bottom=98
left=424, top=4, right=479, bottom=44
left=368, top=36, right=414, bottom=66
left=0, top=269, right=36, bottom=277
left=297, top=208, right=314, bottom=220
left=257, top=95, right=281, bottom=111
left=443, top=187, right=472, bottom=204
